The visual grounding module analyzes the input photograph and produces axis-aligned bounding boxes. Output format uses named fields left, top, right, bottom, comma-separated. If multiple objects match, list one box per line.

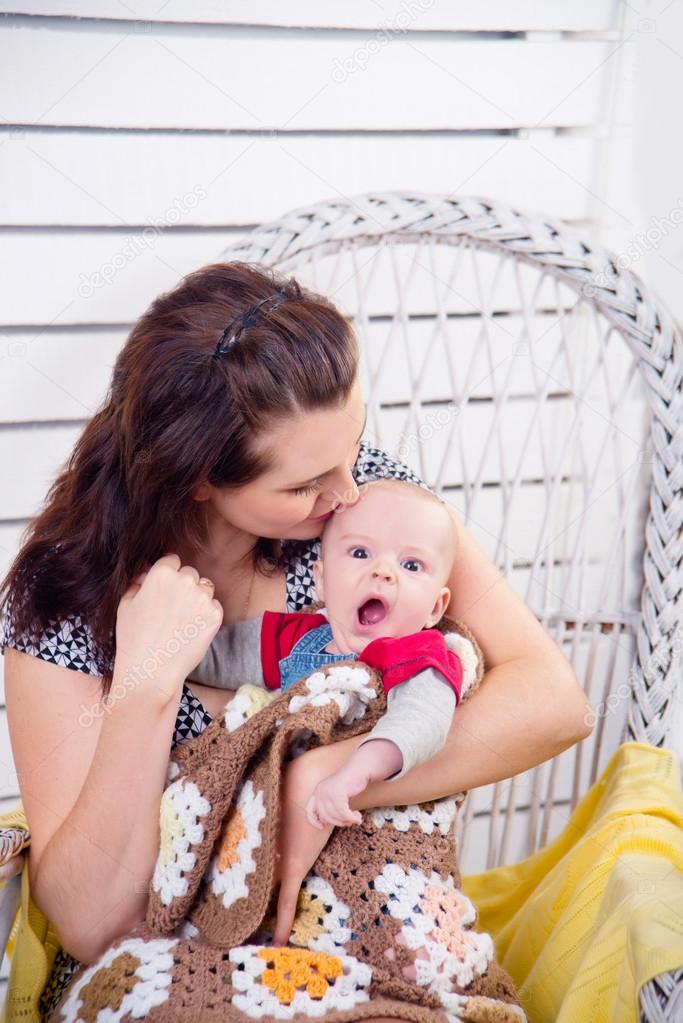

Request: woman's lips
left=310, top=510, right=333, bottom=523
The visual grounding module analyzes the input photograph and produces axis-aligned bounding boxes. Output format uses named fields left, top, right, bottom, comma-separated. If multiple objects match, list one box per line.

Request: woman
left=0, top=262, right=591, bottom=1018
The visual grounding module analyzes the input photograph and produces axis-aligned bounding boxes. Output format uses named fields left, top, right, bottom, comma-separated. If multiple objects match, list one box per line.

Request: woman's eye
left=402, top=558, right=423, bottom=573
left=293, top=479, right=323, bottom=497
left=349, top=546, right=369, bottom=559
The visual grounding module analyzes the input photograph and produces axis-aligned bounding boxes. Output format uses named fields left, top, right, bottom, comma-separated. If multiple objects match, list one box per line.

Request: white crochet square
left=288, top=664, right=377, bottom=724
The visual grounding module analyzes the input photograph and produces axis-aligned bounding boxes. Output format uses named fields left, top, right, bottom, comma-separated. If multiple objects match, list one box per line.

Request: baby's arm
left=187, top=616, right=266, bottom=689
left=305, top=668, right=456, bottom=828
left=356, top=667, right=457, bottom=777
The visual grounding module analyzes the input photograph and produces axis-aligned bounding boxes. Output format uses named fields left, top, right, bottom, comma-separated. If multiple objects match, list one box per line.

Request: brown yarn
left=47, top=619, right=527, bottom=1023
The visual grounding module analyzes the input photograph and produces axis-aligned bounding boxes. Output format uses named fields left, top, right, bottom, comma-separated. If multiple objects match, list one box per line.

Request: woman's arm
left=340, top=502, right=592, bottom=805
left=4, top=555, right=223, bottom=965
left=355, top=504, right=592, bottom=802
left=5, top=648, right=182, bottom=966
left=357, top=653, right=590, bottom=809
left=443, top=502, right=591, bottom=735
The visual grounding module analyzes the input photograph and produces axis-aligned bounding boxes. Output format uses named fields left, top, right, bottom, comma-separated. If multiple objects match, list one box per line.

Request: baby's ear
left=312, top=558, right=325, bottom=602
left=426, top=586, right=450, bottom=628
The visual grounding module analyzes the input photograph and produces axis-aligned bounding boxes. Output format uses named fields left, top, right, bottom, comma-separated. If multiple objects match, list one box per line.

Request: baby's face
left=313, top=483, right=453, bottom=654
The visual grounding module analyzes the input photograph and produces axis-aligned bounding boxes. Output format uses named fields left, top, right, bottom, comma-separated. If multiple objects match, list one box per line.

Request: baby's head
left=312, top=479, right=457, bottom=654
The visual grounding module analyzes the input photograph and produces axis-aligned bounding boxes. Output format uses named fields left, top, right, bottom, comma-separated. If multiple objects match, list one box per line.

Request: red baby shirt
left=260, top=610, right=462, bottom=702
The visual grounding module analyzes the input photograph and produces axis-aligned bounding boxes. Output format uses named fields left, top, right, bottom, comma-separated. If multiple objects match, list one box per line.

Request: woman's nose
left=323, top=465, right=360, bottom=510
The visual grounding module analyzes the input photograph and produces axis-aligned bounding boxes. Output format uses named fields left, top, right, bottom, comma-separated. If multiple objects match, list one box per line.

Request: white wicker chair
left=219, top=191, right=683, bottom=1020
left=0, top=191, right=680, bottom=1019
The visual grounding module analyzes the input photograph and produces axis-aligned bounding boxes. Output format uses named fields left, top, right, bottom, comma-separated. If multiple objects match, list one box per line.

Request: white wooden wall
left=0, top=0, right=639, bottom=992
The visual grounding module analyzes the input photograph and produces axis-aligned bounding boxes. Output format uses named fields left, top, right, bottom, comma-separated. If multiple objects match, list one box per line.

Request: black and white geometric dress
left=0, top=442, right=429, bottom=1019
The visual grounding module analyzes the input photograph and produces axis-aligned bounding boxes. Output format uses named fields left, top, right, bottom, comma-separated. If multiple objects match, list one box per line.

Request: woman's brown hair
left=0, top=262, right=359, bottom=692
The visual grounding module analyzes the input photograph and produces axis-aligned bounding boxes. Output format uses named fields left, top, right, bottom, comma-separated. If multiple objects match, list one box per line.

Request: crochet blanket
left=46, top=617, right=527, bottom=1023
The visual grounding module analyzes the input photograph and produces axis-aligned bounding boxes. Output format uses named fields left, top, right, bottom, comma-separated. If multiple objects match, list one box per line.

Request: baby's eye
left=401, top=558, right=423, bottom=573
left=349, top=546, right=369, bottom=559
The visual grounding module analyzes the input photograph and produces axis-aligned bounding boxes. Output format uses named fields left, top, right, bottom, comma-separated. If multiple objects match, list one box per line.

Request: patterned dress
left=0, top=443, right=428, bottom=1019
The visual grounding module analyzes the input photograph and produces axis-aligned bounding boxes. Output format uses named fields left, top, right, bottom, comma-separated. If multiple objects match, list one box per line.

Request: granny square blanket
left=47, top=616, right=527, bottom=1023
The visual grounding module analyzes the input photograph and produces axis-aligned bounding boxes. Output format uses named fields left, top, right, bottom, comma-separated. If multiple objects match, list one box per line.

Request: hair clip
left=211, top=292, right=290, bottom=360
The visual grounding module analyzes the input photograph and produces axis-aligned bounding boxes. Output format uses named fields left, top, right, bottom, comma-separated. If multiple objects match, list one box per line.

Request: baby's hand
left=305, top=766, right=366, bottom=829
left=304, top=739, right=403, bottom=829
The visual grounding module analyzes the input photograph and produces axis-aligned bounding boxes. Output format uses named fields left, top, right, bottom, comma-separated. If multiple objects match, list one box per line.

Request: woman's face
left=198, top=382, right=367, bottom=543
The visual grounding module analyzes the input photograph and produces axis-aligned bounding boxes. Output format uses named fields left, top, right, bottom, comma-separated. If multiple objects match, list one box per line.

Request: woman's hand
left=272, top=744, right=349, bottom=946
left=115, top=553, right=224, bottom=705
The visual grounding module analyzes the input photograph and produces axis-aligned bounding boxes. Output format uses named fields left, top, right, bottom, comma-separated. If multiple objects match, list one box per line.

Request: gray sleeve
left=356, top=668, right=456, bottom=780
left=187, top=616, right=266, bottom=690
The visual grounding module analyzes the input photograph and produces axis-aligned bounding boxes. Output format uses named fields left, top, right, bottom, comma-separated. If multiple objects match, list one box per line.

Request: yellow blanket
left=2, top=741, right=682, bottom=1023
left=462, top=741, right=683, bottom=1023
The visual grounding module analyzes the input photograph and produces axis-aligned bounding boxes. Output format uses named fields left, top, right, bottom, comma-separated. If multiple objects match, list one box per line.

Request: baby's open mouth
left=357, top=597, right=388, bottom=626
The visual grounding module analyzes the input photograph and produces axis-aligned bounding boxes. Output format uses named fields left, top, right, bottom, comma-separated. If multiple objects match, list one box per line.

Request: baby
left=189, top=478, right=461, bottom=828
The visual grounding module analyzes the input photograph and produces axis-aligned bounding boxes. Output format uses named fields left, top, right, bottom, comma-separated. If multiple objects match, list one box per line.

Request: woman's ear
left=192, top=482, right=212, bottom=501
left=426, top=586, right=450, bottom=628
left=312, top=558, right=325, bottom=602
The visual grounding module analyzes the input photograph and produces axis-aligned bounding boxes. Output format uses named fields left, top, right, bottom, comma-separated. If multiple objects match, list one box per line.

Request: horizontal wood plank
left=0, top=228, right=242, bottom=326
left=0, top=131, right=599, bottom=227
left=0, top=308, right=642, bottom=421
left=0, top=23, right=612, bottom=131
left=0, top=3, right=618, bottom=32
left=0, top=231, right=597, bottom=327
left=0, top=423, right=83, bottom=521
left=0, top=329, right=121, bottom=423
left=374, top=396, right=645, bottom=487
